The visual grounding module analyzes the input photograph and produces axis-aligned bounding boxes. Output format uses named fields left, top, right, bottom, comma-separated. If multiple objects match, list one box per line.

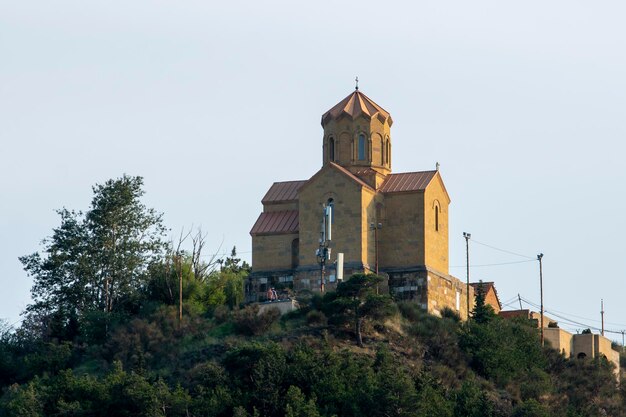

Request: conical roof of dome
left=321, top=90, right=393, bottom=127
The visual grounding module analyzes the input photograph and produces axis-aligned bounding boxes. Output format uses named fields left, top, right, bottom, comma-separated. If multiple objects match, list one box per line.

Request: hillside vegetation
left=1, top=176, right=624, bottom=417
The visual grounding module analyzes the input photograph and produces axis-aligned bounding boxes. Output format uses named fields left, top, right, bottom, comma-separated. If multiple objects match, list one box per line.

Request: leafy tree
left=329, top=273, right=396, bottom=347
left=371, top=346, right=418, bottom=417
left=20, top=175, right=167, bottom=337
left=511, top=399, right=549, bottom=417
left=224, top=342, right=288, bottom=416
left=454, top=379, right=494, bottom=417
left=0, top=382, right=44, bottom=417
left=216, top=247, right=249, bottom=309
left=414, top=380, right=453, bottom=417
left=284, top=386, right=320, bottom=417
left=460, top=316, right=546, bottom=389
left=217, top=246, right=250, bottom=274
left=0, top=321, right=18, bottom=388
left=306, top=349, right=377, bottom=417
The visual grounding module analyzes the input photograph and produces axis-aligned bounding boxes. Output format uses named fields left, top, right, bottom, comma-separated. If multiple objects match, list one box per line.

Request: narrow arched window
left=385, top=140, right=390, bottom=164
left=435, top=206, right=439, bottom=232
left=358, top=134, right=366, bottom=160
left=329, top=137, right=335, bottom=162
left=291, top=238, right=299, bottom=269
left=327, top=198, right=334, bottom=224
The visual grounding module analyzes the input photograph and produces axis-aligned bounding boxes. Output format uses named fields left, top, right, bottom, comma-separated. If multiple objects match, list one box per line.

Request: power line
left=450, top=259, right=535, bottom=268
left=470, top=239, right=535, bottom=260
left=517, top=295, right=626, bottom=336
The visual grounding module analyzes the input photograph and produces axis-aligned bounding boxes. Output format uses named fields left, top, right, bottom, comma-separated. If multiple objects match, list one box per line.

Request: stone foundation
left=247, top=264, right=470, bottom=320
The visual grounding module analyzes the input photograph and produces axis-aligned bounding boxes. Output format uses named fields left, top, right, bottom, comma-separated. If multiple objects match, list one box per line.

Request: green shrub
left=306, top=310, right=327, bottom=326
left=213, top=305, right=230, bottom=324
left=441, top=307, right=461, bottom=322
left=511, top=399, right=549, bottom=417
left=397, top=301, right=428, bottom=322
left=233, top=305, right=280, bottom=336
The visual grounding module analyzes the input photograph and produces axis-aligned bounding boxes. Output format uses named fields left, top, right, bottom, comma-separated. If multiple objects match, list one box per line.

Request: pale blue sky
left=1, top=1, right=625, bottom=340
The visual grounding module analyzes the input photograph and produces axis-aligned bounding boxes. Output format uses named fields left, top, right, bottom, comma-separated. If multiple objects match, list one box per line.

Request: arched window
left=385, top=139, right=390, bottom=164
left=291, top=239, right=299, bottom=269
left=379, top=137, right=384, bottom=165
left=435, top=206, right=439, bottom=232
left=327, top=198, right=334, bottom=223
left=329, top=137, right=335, bottom=162
left=358, top=134, right=366, bottom=161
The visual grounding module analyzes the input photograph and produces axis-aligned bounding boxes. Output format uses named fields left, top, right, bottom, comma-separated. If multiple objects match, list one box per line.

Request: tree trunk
left=356, top=316, right=363, bottom=347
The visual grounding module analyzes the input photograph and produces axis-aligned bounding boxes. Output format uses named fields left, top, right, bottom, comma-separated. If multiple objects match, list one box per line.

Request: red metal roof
left=379, top=170, right=437, bottom=193
left=250, top=210, right=299, bottom=235
left=261, top=180, right=306, bottom=204
left=321, top=90, right=393, bottom=127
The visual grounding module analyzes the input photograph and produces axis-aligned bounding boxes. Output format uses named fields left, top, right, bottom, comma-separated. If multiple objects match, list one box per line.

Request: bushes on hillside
left=233, top=305, right=280, bottom=336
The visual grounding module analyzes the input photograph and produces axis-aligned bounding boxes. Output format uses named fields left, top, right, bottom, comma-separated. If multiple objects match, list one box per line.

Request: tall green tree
left=20, top=175, right=167, bottom=336
left=330, top=273, right=396, bottom=347
left=471, top=281, right=495, bottom=324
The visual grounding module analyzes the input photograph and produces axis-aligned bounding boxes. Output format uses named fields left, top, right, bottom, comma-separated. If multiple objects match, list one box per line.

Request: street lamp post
left=463, top=232, right=471, bottom=320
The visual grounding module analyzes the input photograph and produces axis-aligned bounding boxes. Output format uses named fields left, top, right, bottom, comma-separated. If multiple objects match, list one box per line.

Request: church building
left=248, top=88, right=473, bottom=319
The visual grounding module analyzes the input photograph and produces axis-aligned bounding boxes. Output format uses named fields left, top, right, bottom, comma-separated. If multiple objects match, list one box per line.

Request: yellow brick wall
left=251, top=233, right=298, bottom=271
left=377, top=192, right=425, bottom=268
left=298, top=166, right=365, bottom=269
left=424, top=173, right=450, bottom=274
left=427, top=271, right=474, bottom=320
left=362, top=188, right=379, bottom=269
left=544, top=328, right=573, bottom=357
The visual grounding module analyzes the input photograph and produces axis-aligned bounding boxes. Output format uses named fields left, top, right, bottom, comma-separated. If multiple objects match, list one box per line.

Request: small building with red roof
left=470, top=281, right=502, bottom=314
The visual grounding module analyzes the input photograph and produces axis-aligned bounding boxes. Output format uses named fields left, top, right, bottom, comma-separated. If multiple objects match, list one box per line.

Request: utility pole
left=463, top=232, right=471, bottom=320
left=621, top=330, right=625, bottom=352
left=601, top=299, right=605, bottom=336
left=537, top=253, right=544, bottom=347
left=518, top=293, right=523, bottom=310
left=178, top=252, right=183, bottom=329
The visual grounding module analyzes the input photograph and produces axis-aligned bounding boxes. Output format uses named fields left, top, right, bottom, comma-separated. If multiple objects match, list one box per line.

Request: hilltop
left=2, top=175, right=624, bottom=417
left=1, top=280, right=624, bottom=417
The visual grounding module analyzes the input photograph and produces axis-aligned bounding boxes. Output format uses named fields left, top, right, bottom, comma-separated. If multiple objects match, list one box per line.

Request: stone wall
left=573, top=333, right=596, bottom=359
left=252, top=233, right=299, bottom=271
left=544, top=327, right=573, bottom=357
left=322, top=114, right=392, bottom=176
left=424, top=173, right=450, bottom=274
left=298, top=166, right=369, bottom=268
left=257, top=299, right=299, bottom=316
left=378, top=192, right=424, bottom=268
left=387, top=267, right=473, bottom=320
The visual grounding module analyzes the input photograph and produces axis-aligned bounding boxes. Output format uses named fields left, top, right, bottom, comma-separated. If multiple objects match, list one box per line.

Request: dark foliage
left=233, top=305, right=281, bottom=336
left=4, top=181, right=625, bottom=417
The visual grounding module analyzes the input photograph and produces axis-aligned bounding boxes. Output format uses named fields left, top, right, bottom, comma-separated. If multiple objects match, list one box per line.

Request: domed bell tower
left=321, top=87, right=393, bottom=179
